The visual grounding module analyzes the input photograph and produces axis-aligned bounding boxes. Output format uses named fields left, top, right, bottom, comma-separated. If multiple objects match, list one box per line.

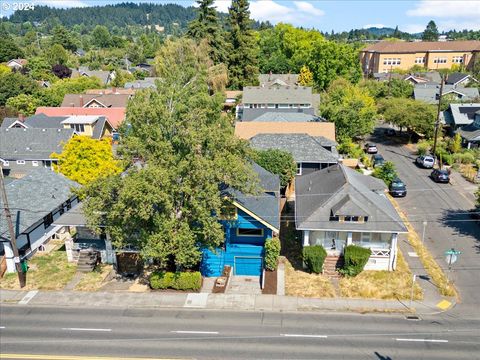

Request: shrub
left=453, top=152, right=475, bottom=164
left=372, top=161, right=398, bottom=186
left=341, top=245, right=372, bottom=277
left=303, top=245, right=327, bottom=274
left=150, top=271, right=202, bottom=291
left=264, top=237, right=281, bottom=271
left=416, top=140, right=431, bottom=156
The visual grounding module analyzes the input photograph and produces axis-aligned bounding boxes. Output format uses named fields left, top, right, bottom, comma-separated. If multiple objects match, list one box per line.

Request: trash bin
left=21, top=260, right=28, bottom=273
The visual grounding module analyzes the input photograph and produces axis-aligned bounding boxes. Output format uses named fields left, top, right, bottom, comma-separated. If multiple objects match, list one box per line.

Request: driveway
left=369, top=127, right=480, bottom=318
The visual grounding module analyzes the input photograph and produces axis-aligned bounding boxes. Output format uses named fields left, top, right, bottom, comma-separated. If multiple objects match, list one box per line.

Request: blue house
left=201, top=163, right=280, bottom=277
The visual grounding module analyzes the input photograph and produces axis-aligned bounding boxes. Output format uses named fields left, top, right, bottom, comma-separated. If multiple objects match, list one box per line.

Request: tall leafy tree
left=51, top=25, right=77, bottom=52
left=188, top=0, right=227, bottom=64
left=227, top=0, right=259, bottom=89
left=6, top=94, right=42, bottom=116
left=422, top=20, right=439, bottom=41
left=91, top=25, right=112, bottom=48
left=0, top=32, right=24, bottom=62
left=82, top=39, right=257, bottom=269
left=298, top=65, right=314, bottom=87
left=252, top=149, right=296, bottom=187
left=0, top=72, right=38, bottom=105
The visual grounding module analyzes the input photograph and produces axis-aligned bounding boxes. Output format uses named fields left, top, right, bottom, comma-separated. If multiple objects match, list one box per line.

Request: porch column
left=389, top=233, right=398, bottom=271
left=303, top=230, right=310, bottom=247
left=4, top=242, right=16, bottom=273
left=346, top=232, right=353, bottom=246
left=106, top=232, right=116, bottom=265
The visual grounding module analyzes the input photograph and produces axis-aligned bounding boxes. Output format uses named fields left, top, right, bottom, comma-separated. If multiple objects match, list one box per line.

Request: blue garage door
left=234, top=256, right=263, bottom=276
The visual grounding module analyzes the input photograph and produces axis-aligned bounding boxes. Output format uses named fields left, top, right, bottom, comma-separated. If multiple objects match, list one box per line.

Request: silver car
left=416, top=155, right=435, bottom=168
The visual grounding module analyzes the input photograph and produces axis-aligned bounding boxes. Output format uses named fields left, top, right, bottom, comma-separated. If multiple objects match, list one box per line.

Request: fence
left=0, top=255, right=7, bottom=278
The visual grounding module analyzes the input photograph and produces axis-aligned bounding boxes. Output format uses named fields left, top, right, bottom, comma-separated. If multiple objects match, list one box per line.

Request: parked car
left=372, top=154, right=385, bottom=168
left=416, top=155, right=435, bottom=169
left=365, top=143, right=378, bottom=154
left=384, top=128, right=396, bottom=136
left=389, top=178, right=407, bottom=197
left=430, top=169, right=450, bottom=183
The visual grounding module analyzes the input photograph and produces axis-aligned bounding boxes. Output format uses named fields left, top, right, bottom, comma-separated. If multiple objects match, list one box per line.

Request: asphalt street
left=370, top=127, right=480, bottom=318
left=1, top=305, right=480, bottom=359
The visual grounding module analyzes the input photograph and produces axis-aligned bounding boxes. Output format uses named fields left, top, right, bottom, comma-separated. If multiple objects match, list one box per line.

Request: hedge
left=341, top=245, right=371, bottom=277
left=303, top=245, right=327, bottom=274
left=264, top=237, right=281, bottom=271
left=150, top=271, right=202, bottom=291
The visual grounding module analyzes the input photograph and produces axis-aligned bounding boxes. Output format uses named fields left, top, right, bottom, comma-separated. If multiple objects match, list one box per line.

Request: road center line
left=171, top=330, right=219, bottom=335
left=0, top=326, right=5, bottom=329
left=18, top=290, right=38, bottom=305
left=62, top=327, right=112, bottom=332
left=282, top=334, right=328, bottom=338
left=396, top=338, right=448, bottom=343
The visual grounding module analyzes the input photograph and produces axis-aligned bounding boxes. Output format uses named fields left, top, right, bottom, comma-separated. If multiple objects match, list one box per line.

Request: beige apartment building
left=360, top=40, right=480, bottom=75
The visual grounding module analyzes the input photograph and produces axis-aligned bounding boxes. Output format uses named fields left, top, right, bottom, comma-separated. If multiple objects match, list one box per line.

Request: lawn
left=284, top=258, right=336, bottom=298
left=0, top=249, right=77, bottom=290
left=339, top=250, right=423, bottom=300
left=74, top=264, right=113, bottom=291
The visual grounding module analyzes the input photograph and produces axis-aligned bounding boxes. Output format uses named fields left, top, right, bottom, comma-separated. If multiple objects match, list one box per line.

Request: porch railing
left=370, top=248, right=391, bottom=257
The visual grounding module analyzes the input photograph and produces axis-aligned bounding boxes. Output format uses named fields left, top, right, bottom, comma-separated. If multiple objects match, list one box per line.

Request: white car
left=365, top=143, right=378, bottom=154
left=416, top=155, right=435, bottom=168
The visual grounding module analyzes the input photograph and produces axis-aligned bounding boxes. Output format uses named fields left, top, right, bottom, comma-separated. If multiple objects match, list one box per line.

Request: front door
left=325, top=231, right=345, bottom=256
left=234, top=256, right=263, bottom=276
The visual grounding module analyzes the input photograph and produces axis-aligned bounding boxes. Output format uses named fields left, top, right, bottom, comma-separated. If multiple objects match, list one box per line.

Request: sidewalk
left=0, top=288, right=449, bottom=315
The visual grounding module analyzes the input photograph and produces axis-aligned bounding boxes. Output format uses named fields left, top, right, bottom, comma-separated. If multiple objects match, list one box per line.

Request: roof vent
left=57, top=129, right=61, bottom=132
left=42, top=128, right=46, bottom=132
left=23, top=128, right=26, bottom=131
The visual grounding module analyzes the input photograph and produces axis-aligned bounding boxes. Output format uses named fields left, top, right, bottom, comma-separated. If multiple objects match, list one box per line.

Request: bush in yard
left=149, top=271, right=175, bottom=289
left=150, top=271, right=202, bottom=291
left=453, top=152, right=475, bottom=165
left=303, top=245, right=327, bottom=274
left=416, top=140, right=431, bottom=156
left=341, top=245, right=372, bottom=277
left=372, top=161, right=398, bottom=186
left=264, top=237, right=281, bottom=271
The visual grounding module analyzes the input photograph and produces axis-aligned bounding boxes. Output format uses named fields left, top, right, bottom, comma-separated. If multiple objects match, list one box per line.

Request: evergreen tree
left=422, top=20, right=439, bottom=41
left=392, top=26, right=401, bottom=38
left=187, top=0, right=227, bottom=64
left=227, top=0, right=259, bottom=89
left=51, top=25, right=77, bottom=52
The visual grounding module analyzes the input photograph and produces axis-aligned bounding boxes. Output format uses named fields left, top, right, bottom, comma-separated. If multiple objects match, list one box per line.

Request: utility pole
left=0, top=166, right=26, bottom=287
left=432, top=73, right=444, bottom=166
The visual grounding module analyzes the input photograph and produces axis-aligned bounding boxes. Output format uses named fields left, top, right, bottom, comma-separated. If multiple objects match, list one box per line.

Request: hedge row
left=150, top=271, right=202, bottom=291
left=303, top=245, right=327, bottom=274
left=264, top=237, right=281, bottom=271
left=340, top=245, right=371, bottom=277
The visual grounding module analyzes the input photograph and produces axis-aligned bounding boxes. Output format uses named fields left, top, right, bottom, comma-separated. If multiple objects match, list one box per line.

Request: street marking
left=0, top=326, right=5, bottom=329
left=1, top=355, right=185, bottom=360
left=170, top=330, right=219, bottom=335
left=436, top=300, right=452, bottom=310
left=18, top=291, right=38, bottom=305
left=407, top=252, right=419, bottom=257
left=396, top=338, right=448, bottom=343
left=282, top=334, right=328, bottom=338
left=183, top=293, right=208, bottom=308
left=61, top=328, right=112, bottom=332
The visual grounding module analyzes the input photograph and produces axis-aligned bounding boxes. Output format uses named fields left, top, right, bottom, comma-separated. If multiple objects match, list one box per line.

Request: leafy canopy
left=372, top=161, right=398, bottom=186
left=252, top=148, right=296, bottom=187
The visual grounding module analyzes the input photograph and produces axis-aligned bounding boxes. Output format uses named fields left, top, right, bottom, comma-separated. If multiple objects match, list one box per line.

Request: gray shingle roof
left=445, top=72, right=473, bottom=86
left=414, top=84, right=479, bottom=104
left=456, top=122, right=480, bottom=142
left=0, top=168, right=80, bottom=241
left=1, top=114, right=68, bottom=129
left=295, top=165, right=407, bottom=233
left=124, top=77, right=159, bottom=89
left=249, top=133, right=339, bottom=164
left=0, top=128, right=74, bottom=160
left=250, top=111, right=325, bottom=122
left=258, top=74, right=299, bottom=87
left=242, top=86, right=316, bottom=104
left=54, top=202, right=87, bottom=226
left=240, top=108, right=315, bottom=121
left=443, top=103, right=480, bottom=126
left=71, top=68, right=112, bottom=85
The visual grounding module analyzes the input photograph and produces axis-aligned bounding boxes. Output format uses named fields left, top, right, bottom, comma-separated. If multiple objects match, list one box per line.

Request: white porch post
left=106, top=232, right=116, bottom=265
left=303, top=230, right=310, bottom=247
left=4, top=242, right=16, bottom=273
left=346, top=232, right=353, bottom=246
left=389, top=233, right=398, bottom=271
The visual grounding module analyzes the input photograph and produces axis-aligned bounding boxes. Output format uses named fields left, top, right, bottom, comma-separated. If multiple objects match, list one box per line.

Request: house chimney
left=79, top=95, right=84, bottom=107
left=18, top=113, right=25, bottom=122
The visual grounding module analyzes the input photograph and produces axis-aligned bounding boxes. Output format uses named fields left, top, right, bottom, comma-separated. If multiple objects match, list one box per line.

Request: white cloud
left=407, top=0, right=480, bottom=18
left=363, top=24, right=386, bottom=29
left=213, top=0, right=231, bottom=14
left=402, top=23, right=427, bottom=34
left=35, top=0, right=89, bottom=8
left=293, top=1, right=324, bottom=17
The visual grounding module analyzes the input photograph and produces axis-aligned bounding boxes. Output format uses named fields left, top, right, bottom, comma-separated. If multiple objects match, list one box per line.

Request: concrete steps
left=77, top=250, right=99, bottom=273
left=323, top=255, right=344, bottom=278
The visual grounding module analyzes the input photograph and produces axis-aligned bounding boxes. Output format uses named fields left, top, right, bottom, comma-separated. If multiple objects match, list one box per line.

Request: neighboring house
left=445, top=72, right=478, bottom=87
left=36, top=107, right=126, bottom=130
left=0, top=168, right=80, bottom=273
left=249, top=133, right=339, bottom=175
left=75, top=49, right=86, bottom=57
left=0, top=128, right=75, bottom=176
left=38, top=80, right=51, bottom=88
left=124, top=77, right=159, bottom=89
left=456, top=110, right=480, bottom=149
left=6, top=58, right=28, bottom=70
left=235, top=121, right=336, bottom=142
left=129, top=63, right=154, bottom=76
left=201, top=163, right=280, bottom=277
left=360, top=40, right=480, bottom=75
left=86, top=88, right=136, bottom=95
left=224, top=90, right=242, bottom=110
left=414, top=84, right=479, bottom=104
left=2, top=113, right=114, bottom=140
left=443, top=103, right=480, bottom=131
left=61, top=93, right=131, bottom=108
left=240, top=108, right=319, bottom=122
left=71, top=67, right=115, bottom=86
left=258, top=73, right=299, bottom=87
left=295, top=165, right=407, bottom=271
left=244, top=110, right=325, bottom=123
left=373, top=71, right=440, bottom=85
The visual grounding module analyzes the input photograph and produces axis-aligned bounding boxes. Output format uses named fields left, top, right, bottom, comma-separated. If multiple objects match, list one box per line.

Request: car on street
left=384, top=128, right=396, bottom=136
left=430, top=168, right=450, bottom=183
left=365, top=143, right=378, bottom=154
left=389, top=178, right=407, bottom=197
left=372, top=154, right=385, bottom=168
left=416, top=155, right=435, bottom=168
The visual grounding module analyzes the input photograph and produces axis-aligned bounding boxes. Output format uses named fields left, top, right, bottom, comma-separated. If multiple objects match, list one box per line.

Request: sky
left=2, top=0, right=480, bottom=33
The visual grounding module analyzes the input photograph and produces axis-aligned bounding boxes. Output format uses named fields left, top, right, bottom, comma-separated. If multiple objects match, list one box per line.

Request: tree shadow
left=279, top=200, right=303, bottom=269
left=440, top=208, right=480, bottom=253
left=374, top=352, right=393, bottom=360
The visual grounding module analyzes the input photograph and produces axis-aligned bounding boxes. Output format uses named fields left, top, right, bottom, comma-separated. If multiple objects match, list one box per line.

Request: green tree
left=6, top=94, right=42, bottom=116
left=0, top=32, right=23, bottom=62
left=372, top=161, right=398, bottom=186
left=188, top=0, right=227, bottom=64
left=298, top=65, right=313, bottom=87
left=0, top=72, right=38, bottom=105
left=0, top=64, right=12, bottom=76
left=26, top=56, right=51, bottom=80
left=388, top=78, right=414, bottom=98
left=91, top=25, right=112, bottom=48
left=422, top=20, right=439, bottom=41
left=227, top=0, right=259, bottom=89
left=82, top=39, right=257, bottom=269
left=37, top=76, right=103, bottom=106
left=51, top=25, right=77, bottom=52
left=252, top=149, right=296, bottom=187
left=46, top=44, right=69, bottom=65
left=320, top=78, right=377, bottom=139
left=449, top=133, right=462, bottom=154
left=359, top=79, right=388, bottom=99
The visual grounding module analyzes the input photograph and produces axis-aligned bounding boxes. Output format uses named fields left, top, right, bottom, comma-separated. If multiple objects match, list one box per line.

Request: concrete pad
left=214, top=294, right=255, bottom=310
left=160, top=293, right=188, bottom=307
left=184, top=293, right=208, bottom=308
left=254, top=294, right=274, bottom=311
left=408, top=252, right=419, bottom=257
left=0, top=290, right=30, bottom=302
left=436, top=299, right=452, bottom=310
left=273, top=295, right=298, bottom=311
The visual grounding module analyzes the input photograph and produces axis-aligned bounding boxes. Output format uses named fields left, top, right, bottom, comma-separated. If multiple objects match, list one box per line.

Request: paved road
left=370, top=127, right=480, bottom=318
left=1, top=305, right=480, bottom=359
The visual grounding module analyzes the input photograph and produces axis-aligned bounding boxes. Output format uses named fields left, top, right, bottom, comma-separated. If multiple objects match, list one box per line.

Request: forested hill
left=7, top=3, right=197, bottom=32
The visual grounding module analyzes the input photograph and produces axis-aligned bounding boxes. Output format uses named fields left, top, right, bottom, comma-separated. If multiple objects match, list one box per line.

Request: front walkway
left=226, top=276, right=262, bottom=295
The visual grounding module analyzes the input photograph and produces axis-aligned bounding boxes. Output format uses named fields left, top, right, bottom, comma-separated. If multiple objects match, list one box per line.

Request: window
left=218, top=203, right=237, bottom=220
left=415, top=57, right=425, bottom=64
left=32, top=161, right=39, bottom=167
left=433, top=57, right=447, bottom=64
left=383, top=58, right=401, bottom=66
left=66, top=199, right=72, bottom=210
left=329, top=215, right=339, bottom=222
left=237, top=228, right=264, bottom=237
left=43, top=213, right=54, bottom=229
left=16, top=160, right=25, bottom=165
left=453, top=56, right=464, bottom=64
left=70, top=124, right=85, bottom=132
left=296, top=163, right=302, bottom=175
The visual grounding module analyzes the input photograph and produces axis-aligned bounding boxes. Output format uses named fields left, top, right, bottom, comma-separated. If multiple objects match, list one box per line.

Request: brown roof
left=61, top=94, right=131, bottom=108
left=225, top=90, right=242, bottom=99
left=234, top=122, right=336, bottom=142
left=363, top=40, right=480, bottom=53
left=86, top=88, right=136, bottom=95
left=8, top=59, right=28, bottom=65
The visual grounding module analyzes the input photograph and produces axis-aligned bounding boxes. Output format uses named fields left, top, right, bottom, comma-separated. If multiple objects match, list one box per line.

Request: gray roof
left=0, top=128, right=74, bottom=160
left=249, top=133, right=339, bottom=164
left=53, top=202, right=87, bottom=226
left=124, top=77, right=159, bottom=89
left=445, top=72, right=474, bottom=86
left=0, top=168, right=80, bottom=241
left=250, top=111, right=325, bottom=123
left=240, top=107, right=315, bottom=122
left=242, top=86, right=316, bottom=105
left=443, top=103, right=480, bottom=126
left=414, top=84, right=479, bottom=104
left=61, top=94, right=131, bottom=108
left=1, top=114, right=67, bottom=129
left=456, top=121, right=480, bottom=142
left=258, top=74, right=299, bottom=87
left=295, top=165, right=407, bottom=233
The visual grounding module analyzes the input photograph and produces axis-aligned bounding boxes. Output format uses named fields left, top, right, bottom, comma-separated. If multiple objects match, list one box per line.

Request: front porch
left=302, top=230, right=398, bottom=271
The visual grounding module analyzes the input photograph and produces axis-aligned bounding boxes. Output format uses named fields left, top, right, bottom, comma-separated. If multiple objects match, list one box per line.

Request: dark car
left=384, top=128, right=396, bottom=136
left=430, top=169, right=450, bottom=183
left=365, top=143, right=378, bottom=154
left=389, top=178, right=407, bottom=197
left=372, top=154, right=385, bottom=168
